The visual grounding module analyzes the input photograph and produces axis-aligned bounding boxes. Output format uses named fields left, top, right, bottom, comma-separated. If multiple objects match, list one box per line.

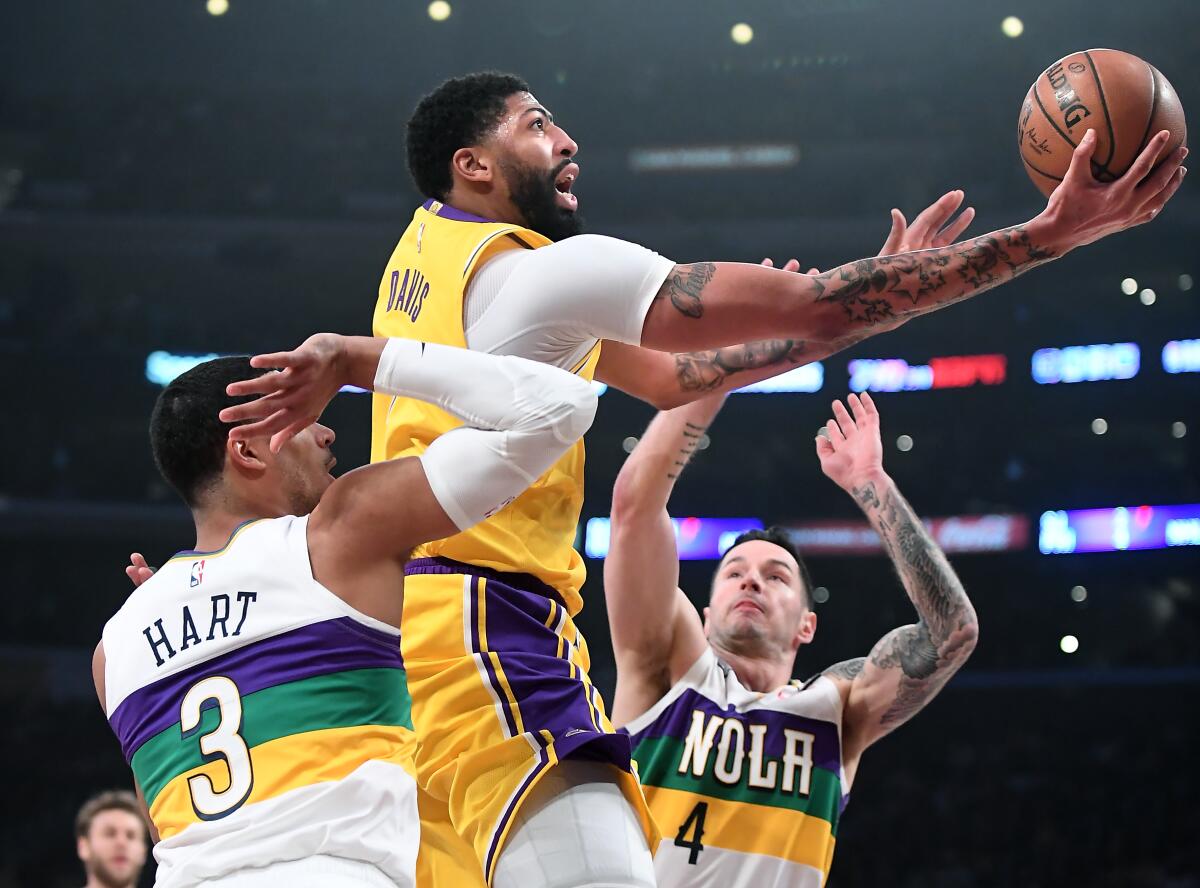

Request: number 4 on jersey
left=674, top=801, right=708, bottom=865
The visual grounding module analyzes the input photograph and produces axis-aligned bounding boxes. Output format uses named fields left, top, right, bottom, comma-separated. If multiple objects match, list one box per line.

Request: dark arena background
left=3, top=1, right=1198, bottom=885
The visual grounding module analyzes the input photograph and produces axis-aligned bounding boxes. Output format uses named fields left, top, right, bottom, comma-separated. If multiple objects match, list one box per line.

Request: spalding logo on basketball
left=1017, top=48, right=1186, bottom=197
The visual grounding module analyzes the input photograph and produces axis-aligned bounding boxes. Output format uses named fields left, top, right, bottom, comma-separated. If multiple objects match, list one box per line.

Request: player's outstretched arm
left=222, top=333, right=597, bottom=564
left=638, top=132, right=1185, bottom=354
left=599, top=190, right=977, bottom=408
left=814, top=392, right=978, bottom=769
left=605, top=395, right=721, bottom=727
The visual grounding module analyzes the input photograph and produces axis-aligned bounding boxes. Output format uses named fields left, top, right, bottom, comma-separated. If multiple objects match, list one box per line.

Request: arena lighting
left=1180, top=274, right=1194, bottom=291
left=786, top=514, right=1029, bottom=555
left=584, top=517, right=763, bottom=560
left=730, top=23, right=754, bottom=44
left=206, top=0, right=228, bottom=15
left=732, top=362, right=823, bottom=394
left=1120, top=277, right=1138, bottom=295
left=1162, top=339, right=1200, bottom=373
left=1070, top=585, right=1088, bottom=602
left=1060, top=635, right=1080, bottom=654
left=1001, top=15, right=1024, bottom=38
left=1031, top=342, right=1140, bottom=384
left=1140, top=288, right=1157, bottom=305
left=896, top=434, right=913, bottom=452
left=848, top=354, right=1005, bottom=392
left=427, top=0, right=451, bottom=21
left=629, top=144, right=799, bottom=173
left=1173, top=422, right=1188, bottom=439
left=1038, top=503, right=1200, bottom=554
left=1091, top=417, right=1108, bottom=435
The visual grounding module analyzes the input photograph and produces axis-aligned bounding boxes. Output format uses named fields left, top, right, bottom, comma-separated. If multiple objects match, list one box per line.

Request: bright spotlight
left=1172, top=421, right=1187, bottom=439
left=896, top=434, right=913, bottom=452
left=1070, top=585, right=1087, bottom=602
left=1140, top=288, right=1157, bottom=305
left=428, top=0, right=451, bottom=22
left=1091, top=418, right=1108, bottom=436
left=1059, top=634, right=1079, bottom=654
left=731, top=23, right=754, bottom=44
left=1120, top=277, right=1138, bottom=295
left=1001, top=16, right=1024, bottom=38
left=1180, top=274, right=1194, bottom=292
left=621, top=436, right=639, bottom=453
left=207, top=0, right=229, bottom=15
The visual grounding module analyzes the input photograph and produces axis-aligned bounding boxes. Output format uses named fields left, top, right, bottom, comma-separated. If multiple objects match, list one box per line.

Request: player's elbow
left=552, top=377, right=598, bottom=444
left=610, top=467, right=655, bottom=522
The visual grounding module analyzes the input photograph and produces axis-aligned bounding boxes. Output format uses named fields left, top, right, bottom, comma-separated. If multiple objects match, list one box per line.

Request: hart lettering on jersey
left=386, top=268, right=430, bottom=322
left=677, top=708, right=816, bottom=795
left=141, top=591, right=258, bottom=667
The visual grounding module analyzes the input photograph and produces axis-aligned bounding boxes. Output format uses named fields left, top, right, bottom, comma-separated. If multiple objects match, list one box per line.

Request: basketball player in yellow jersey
left=606, top=391, right=977, bottom=887
left=375, top=71, right=1182, bottom=887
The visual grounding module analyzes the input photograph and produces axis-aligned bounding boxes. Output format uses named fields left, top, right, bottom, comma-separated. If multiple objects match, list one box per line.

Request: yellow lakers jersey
left=371, top=200, right=600, bottom=613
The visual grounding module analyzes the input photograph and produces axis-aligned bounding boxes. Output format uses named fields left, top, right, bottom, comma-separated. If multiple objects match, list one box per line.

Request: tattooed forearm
left=812, top=225, right=1057, bottom=327
left=854, top=474, right=979, bottom=728
left=666, top=421, right=708, bottom=480
left=675, top=338, right=807, bottom=392
left=658, top=262, right=715, bottom=319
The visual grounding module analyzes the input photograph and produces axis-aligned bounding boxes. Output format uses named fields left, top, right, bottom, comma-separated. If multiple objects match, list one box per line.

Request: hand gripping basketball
left=1041, top=128, right=1186, bottom=249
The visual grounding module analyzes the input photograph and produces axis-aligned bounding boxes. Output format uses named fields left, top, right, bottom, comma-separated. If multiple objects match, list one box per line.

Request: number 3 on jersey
left=180, top=676, right=253, bottom=819
left=674, top=801, right=708, bottom=865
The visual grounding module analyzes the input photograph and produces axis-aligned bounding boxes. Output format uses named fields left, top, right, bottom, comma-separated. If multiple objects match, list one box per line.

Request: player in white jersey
left=605, top=389, right=979, bottom=887
left=95, top=333, right=597, bottom=888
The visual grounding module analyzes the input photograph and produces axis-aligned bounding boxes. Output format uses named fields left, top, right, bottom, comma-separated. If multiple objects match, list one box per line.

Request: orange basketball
left=1017, top=49, right=1186, bottom=197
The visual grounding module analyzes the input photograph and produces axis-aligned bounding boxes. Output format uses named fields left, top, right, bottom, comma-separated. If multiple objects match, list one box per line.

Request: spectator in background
left=75, top=791, right=147, bottom=888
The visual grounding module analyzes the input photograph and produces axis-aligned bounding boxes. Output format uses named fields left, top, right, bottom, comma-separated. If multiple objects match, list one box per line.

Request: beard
left=503, top=157, right=584, bottom=242
left=89, top=857, right=140, bottom=888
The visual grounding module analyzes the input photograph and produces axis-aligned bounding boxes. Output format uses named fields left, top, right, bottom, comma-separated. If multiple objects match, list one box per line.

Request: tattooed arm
left=638, top=131, right=1184, bottom=354
left=605, top=395, right=723, bottom=727
left=814, top=392, right=978, bottom=779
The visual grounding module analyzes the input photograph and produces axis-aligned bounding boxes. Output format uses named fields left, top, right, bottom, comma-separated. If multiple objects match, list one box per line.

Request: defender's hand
left=816, top=392, right=885, bottom=491
left=877, top=190, right=976, bottom=255
left=1039, top=129, right=1186, bottom=250
left=126, top=552, right=155, bottom=587
left=220, top=333, right=349, bottom=453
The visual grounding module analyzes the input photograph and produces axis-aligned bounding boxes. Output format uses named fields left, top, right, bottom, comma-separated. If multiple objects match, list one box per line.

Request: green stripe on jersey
left=133, top=667, right=411, bottom=805
left=633, top=734, right=842, bottom=834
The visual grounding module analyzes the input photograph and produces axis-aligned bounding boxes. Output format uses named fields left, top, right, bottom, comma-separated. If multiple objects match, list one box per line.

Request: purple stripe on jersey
left=421, top=198, right=495, bottom=224
left=627, top=687, right=842, bottom=775
left=467, top=575, right=520, bottom=738
left=109, top=617, right=402, bottom=761
left=484, top=735, right=551, bottom=883
left=405, top=557, right=566, bottom=608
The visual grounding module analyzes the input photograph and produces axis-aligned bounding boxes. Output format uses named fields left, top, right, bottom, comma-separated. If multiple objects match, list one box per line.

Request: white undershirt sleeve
left=464, top=234, right=675, bottom=369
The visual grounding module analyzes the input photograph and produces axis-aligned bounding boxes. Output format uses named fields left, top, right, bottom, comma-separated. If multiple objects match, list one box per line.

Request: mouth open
left=554, top=163, right=579, bottom=211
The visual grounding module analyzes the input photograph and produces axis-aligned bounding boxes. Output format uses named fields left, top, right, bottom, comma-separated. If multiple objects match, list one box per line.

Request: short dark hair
left=149, top=357, right=267, bottom=507
left=406, top=71, right=531, bottom=201
left=75, top=790, right=145, bottom=840
left=720, top=526, right=814, bottom=609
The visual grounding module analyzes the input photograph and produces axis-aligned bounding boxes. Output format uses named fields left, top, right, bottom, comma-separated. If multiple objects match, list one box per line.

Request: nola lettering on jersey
left=386, top=268, right=430, bottom=323
left=141, top=591, right=258, bottom=668
left=678, top=709, right=816, bottom=795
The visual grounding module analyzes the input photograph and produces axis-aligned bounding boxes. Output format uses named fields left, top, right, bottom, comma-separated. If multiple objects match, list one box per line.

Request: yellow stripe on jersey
left=643, top=784, right=837, bottom=873
left=149, top=724, right=414, bottom=839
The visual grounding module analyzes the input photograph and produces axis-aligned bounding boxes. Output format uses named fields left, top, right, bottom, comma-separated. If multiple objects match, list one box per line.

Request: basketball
left=1017, top=48, right=1186, bottom=197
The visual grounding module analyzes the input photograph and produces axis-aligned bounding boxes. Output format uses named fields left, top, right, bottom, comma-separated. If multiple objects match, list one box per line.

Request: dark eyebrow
left=765, top=559, right=794, bottom=574
left=521, top=106, right=554, bottom=124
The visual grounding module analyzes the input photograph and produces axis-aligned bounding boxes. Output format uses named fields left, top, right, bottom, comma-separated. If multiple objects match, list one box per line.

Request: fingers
left=933, top=204, right=975, bottom=247
left=226, top=370, right=288, bottom=398
left=846, top=392, right=874, bottom=425
left=1136, top=164, right=1186, bottom=223
left=830, top=398, right=857, bottom=436
left=859, top=390, right=879, bottom=417
left=1133, top=144, right=1188, bottom=203
left=1062, top=129, right=1099, bottom=184
left=249, top=350, right=302, bottom=370
left=1121, top=130, right=1174, bottom=188
left=761, top=258, right=774, bottom=267
left=269, top=421, right=310, bottom=454
left=807, top=267, right=820, bottom=275
left=907, top=190, right=963, bottom=245
left=815, top=435, right=835, bottom=457
left=219, top=390, right=286, bottom=424
left=130, top=552, right=148, bottom=569
left=226, top=407, right=292, bottom=442
left=878, top=208, right=906, bottom=256
left=781, top=259, right=801, bottom=273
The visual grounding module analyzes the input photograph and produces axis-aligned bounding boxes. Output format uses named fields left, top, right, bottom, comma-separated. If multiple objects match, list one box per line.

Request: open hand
left=877, top=190, right=975, bottom=255
left=1041, top=129, right=1186, bottom=249
left=219, top=333, right=348, bottom=453
left=816, top=392, right=884, bottom=491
